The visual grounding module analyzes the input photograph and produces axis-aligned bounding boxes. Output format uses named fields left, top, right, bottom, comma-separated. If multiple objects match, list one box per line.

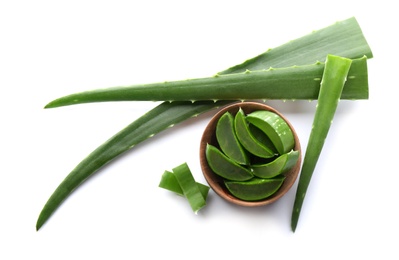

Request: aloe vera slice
left=251, top=150, right=299, bottom=178
left=37, top=17, right=372, bottom=230
left=291, top=54, right=353, bottom=232
left=225, top=177, right=285, bottom=201
left=172, top=163, right=207, bottom=213
left=159, top=170, right=210, bottom=200
left=216, top=112, right=249, bottom=165
left=234, top=108, right=275, bottom=158
left=246, top=110, right=295, bottom=155
left=205, top=144, right=253, bottom=181
left=248, top=124, right=278, bottom=154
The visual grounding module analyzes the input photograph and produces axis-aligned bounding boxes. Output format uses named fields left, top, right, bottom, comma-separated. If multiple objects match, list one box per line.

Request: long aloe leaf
left=37, top=17, right=372, bottom=230
left=45, top=57, right=368, bottom=108
left=222, top=17, right=372, bottom=73
left=36, top=101, right=228, bottom=230
left=291, top=55, right=352, bottom=232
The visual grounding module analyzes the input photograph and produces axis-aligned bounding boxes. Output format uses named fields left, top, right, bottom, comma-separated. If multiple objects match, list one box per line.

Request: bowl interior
left=199, top=102, right=302, bottom=207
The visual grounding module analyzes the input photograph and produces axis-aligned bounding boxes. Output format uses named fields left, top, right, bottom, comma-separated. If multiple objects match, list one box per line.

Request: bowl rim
left=199, top=101, right=302, bottom=207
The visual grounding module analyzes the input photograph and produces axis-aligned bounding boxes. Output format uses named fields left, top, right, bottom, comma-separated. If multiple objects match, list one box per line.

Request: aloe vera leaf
left=37, top=17, right=372, bottom=230
left=159, top=170, right=210, bottom=200
left=44, top=57, right=368, bottom=108
left=222, top=17, right=372, bottom=73
left=45, top=17, right=372, bottom=108
left=290, top=55, right=352, bottom=232
left=36, top=101, right=226, bottom=230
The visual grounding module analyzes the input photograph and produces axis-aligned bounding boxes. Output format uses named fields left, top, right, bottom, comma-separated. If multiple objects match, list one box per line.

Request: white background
left=1, top=0, right=398, bottom=259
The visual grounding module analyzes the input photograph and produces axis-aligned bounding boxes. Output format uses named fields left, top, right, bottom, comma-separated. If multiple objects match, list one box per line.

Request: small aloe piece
left=205, top=144, right=254, bottom=181
left=248, top=124, right=278, bottom=154
left=234, top=108, right=275, bottom=158
left=172, top=163, right=207, bottom=213
left=291, top=54, right=352, bottom=232
left=225, top=177, right=286, bottom=201
left=251, top=150, right=299, bottom=178
left=159, top=170, right=210, bottom=200
left=216, top=112, right=249, bottom=165
left=37, top=17, right=373, bottom=230
left=246, top=110, right=295, bottom=155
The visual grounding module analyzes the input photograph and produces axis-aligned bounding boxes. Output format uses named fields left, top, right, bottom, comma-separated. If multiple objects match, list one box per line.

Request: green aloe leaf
left=43, top=58, right=368, bottom=107
left=291, top=55, right=353, bottom=232
left=36, top=101, right=226, bottom=230
left=37, top=17, right=373, bottom=230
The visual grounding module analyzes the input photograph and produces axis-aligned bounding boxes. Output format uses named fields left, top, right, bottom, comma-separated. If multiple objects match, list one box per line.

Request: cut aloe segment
left=225, top=177, right=285, bottom=201
left=159, top=170, right=210, bottom=200
left=172, top=163, right=207, bottom=213
left=216, top=112, right=249, bottom=165
left=246, top=111, right=294, bottom=155
left=234, top=108, right=275, bottom=158
left=248, top=124, right=278, bottom=154
left=205, top=144, right=253, bottom=181
left=252, top=150, right=299, bottom=178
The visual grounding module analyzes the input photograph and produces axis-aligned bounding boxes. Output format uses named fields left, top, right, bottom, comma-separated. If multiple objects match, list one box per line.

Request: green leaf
left=44, top=58, right=368, bottom=107
left=291, top=54, right=353, bottom=232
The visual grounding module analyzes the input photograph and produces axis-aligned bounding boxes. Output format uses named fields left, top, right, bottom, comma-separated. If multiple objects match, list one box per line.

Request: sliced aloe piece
left=246, top=111, right=294, bottom=155
left=248, top=124, right=278, bottom=154
left=234, top=108, right=275, bottom=158
left=172, top=163, right=207, bottom=213
left=159, top=170, right=210, bottom=200
left=216, top=112, right=249, bottom=165
left=205, top=144, right=253, bottom=181
left=225, top=177, right=285, bottom=201
left=251, top=150, right=299, bottom=178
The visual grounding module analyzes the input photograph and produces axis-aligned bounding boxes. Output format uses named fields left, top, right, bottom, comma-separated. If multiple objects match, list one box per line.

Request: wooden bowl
left=199, top=101, right=302, bottom=206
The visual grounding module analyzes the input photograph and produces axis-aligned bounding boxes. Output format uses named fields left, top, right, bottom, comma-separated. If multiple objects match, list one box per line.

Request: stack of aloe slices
left=36, top=17, right=373, bottom=231
left=206, top=108, right=299, bottom=201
